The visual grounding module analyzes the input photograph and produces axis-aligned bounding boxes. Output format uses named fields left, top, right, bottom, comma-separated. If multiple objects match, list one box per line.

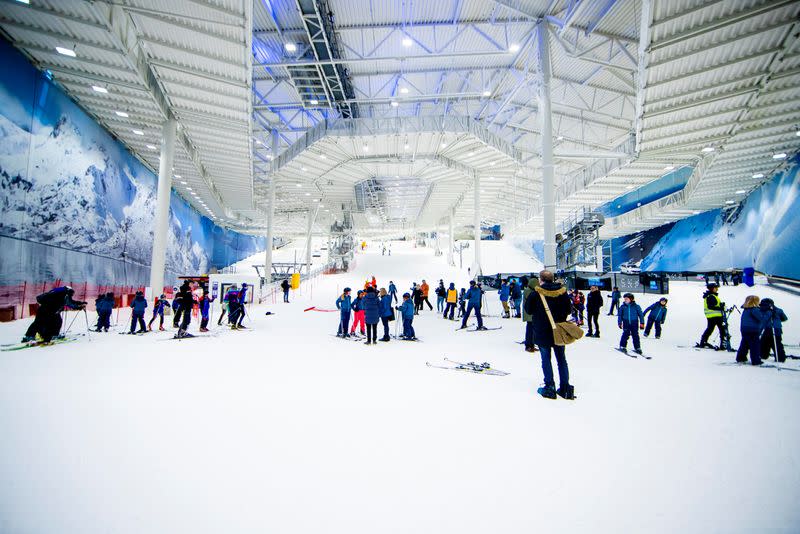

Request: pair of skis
left=1, top=334, right=81, bottom=351
left=616, top=347, right=651, bottom=359
left=426, top=357, right=509, bottom=376
left=455, top=326, right=503, bottom=332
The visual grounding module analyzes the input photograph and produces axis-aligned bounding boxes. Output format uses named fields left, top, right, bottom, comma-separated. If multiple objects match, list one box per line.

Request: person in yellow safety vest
left=697, top=283, right=726, bottom=349
left=443, top=282, right=458, bottom=320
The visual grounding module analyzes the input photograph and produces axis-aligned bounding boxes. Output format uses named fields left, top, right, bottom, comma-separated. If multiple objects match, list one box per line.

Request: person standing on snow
left=236, top=282, right=249, bottom=328
left=420, top=280, right=433, bottom=311
left=585, top=286, right=603, bottom=338
left=95, top=292, right=114, bottom=332
left=443, top=282, right=458, bottom=320
left=336, top=287, right=352, bottom=337
left=396, top=293, right=416, bottom=340
left=128, top=290, right=148, bottom=334
left=607, top=286, right=621, bottom=315
left=435, top=280, right=446, bottom=312
left=388, top=281, right=398, bottom=303
left=521, top=276, right=538, bottom=352
left=147, top=293, right=168, bottom=331
left=22, top=286, right=86, bottom=343
left=457, top=288, right=466, bottom=318
left=378, top=288, right=394, bottom=342
left=736, top=295, right=765, bottom=365
left=225, top=285, right=243, bottom=329
left=498, top=279, right=511, bottom=318
left=281, top=279, right=290, bottom=303
left=510, top=280, right=522, bottom=318
left=759, top=298, right=788, bottom=362
left=697, top=283, right=726, bottom=349
left=175, top=282, right=195, bottom=337
left=618, top=293, right=644, bottom=355
left=524, top=270, right=573, bottom=399
left=199, top=287, right=214, bottom=332
left=362, top=286, right=380, bottom=345
left=459, top=280, right=486, bottom=330
left=642, top=298, right=668, bottom=339
left=350, top=290, right=366, bottom=336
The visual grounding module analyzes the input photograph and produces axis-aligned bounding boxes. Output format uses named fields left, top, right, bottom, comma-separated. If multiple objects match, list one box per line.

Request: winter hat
left=344, top=287, right=351, bottom=292
left=449, top=283, right=455, bottom=289
left=242, top=282, right=248, bottom=287
left=706, top=282, right=719, bottom=289
left=623, top=293, right=635, bottom=300
left=402, top=292, right=411, bottom=298
left=366, top=286, right=376, bottom=293
left=469, top=280, right=476, bottom=286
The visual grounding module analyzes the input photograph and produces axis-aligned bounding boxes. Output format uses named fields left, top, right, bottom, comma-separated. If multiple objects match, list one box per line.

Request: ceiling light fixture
left=402, top=37, right=413, bottom=47
left=400, top=87, right=409, bottom=94
left=663, top=165, right=675, bottom=171
left=752, top=173, right=764, bottom=179
left=132, top=129, right=144, bottom=135
left=404, top=143, right=409, bottom=150
left=509, top=43, right=520, bottom=53
left=440, top=142, right=447, bottom=148
left=180, top=181, right=187, bottom=185
left=482, top=89, right=491, bottom=97
left=174, top=174, right=181, bottom=179
left=146, top=144, right=157, bottom=150
left=725, top=200, right=735, bottom=204
left=115, top=111, right=129, bottom=118
left=186, top=187, right=192, bottom=191
left=772, top=152, right=787, bottom=159
left=55, top=46, right=76, bottom=57
left=309, top=98, right=318, bottom=105
left=362, top=144, right=369, bottom=152
left=701, top=146, right=715, bottom=153
left=296, top=183, right=302, bottom=187
left=305, top=192, right=310, bottom=196
left=301, top=167, right=307, bottom=171
left=319, top=154, right=326, bottom=159
left=556, top=135, right=564, bottom=141
left=391, top=101, right=399, bottom=107
left=735, top=189, right=746, bottom=194
left=284, top=42, right=297, bottom=52
left=91, top=85, right=108, bottom=94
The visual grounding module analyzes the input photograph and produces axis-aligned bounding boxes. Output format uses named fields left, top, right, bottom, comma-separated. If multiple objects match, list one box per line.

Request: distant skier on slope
left=459, top=280, right=486, bottom=330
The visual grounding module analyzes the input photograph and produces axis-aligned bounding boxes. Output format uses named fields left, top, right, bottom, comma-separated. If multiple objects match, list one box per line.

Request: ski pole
left=83, top=309, right=93, bottom=342
left=64, top=309, right=80, bottom=334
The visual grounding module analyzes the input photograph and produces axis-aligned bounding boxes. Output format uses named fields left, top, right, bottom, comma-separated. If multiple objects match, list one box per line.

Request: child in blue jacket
left=643, top=298, right=668, bottom=338
left=129, top=290, right=148, bottom=334
left=199, top=287, right=215, bottom=332
left=148, top=293, right=168, bottom=331
left=336, top=287, right=352, bottom=337
left=618, top=293, right=644, bottom=354
left=396, top=293, right=416, bottom=340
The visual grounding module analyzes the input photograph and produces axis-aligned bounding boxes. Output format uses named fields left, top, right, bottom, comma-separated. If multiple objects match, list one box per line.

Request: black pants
left=390, top=291, right=397, bottom=303
left=587, top=310, right=600, bottom=335
left=761, top=329, right=785, bottom=362
left=148, top=311, right=163, bottom=330
left=644, top=316, right=661, bottom=337
left=525, top=321, right=535, bottom=350
left=238, top=305, right=246, bottom=326
left=422, top=296, right=433, bottom=310
left=228, top=306, right=242, bottom=326
left=443, top=302, right=456, bottom=319
left=97, top=310, right=112, bottom=330
left=620, top=322, right=641, bottom=350
left=366, top=322, right=378, bottom=343
left=179, top=305, right=191, bottom=332
left=737, top=331, right=761, bottom=364
left=700, top=316, right=725, bottom=346
left=381, top=316, right=390, bottom=339
left=130, top=312, right=145, bottom=333
left=25, top=311, right=62, bottom=342
left=173, top=307, right=183, bottom=328
left=608, top=299, right=619, bottom=315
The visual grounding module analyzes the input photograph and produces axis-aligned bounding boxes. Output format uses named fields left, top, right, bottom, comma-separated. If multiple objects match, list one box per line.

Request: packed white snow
left=1, top=240, right=799, bottom=533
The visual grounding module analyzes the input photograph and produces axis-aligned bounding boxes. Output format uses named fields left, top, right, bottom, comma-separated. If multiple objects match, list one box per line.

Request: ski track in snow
left=1, top=241, right=799, bottom=533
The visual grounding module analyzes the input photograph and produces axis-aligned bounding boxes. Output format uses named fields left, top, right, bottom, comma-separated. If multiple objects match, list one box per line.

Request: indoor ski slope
left=1, top=241, right=799, bottom=533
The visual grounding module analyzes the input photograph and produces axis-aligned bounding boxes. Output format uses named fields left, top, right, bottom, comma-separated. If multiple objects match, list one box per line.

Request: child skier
left=336, top=287, right=352, bottom=337
left=379, top=288, right=394, bottom=341
left=148, top=293, right=168, bottom=331
left=618, top=293, right=644, bottom=355
left=129, top=290, right=148, bottom=334
left=225, top=285, right=243, bottom=329
left=736, top=295, right=764, bottom=365
left=199, top=288, right=214, bottom=332
left=499, top=280, right=510, bottom=318
left=643, top=298, right=668, bottom=338
left=572, top=290, right=585, bottom=325
left=95, top=292, right=114, bottom=332
left=457, top=288, right=466, bottom=318
left=396, top=292, right=416, bottom=340
left=759, top=298, right=788, bottom=362
left=350, top=290, right=366, bottom=336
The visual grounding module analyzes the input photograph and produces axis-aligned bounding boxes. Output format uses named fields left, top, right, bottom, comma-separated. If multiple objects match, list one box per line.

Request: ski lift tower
left=556, top=207, right=605, bottom=272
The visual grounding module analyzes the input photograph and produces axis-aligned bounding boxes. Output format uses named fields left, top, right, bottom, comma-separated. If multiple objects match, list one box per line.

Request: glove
left=640, top=324, right=645, bottom=330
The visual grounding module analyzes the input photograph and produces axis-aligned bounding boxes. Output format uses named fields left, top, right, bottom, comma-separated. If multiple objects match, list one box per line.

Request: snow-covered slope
left=0, top=240, right=798, bottom=533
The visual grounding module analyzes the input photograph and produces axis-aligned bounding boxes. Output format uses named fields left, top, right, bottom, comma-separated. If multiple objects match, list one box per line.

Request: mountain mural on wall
left=0, top=37, right=263, bottom=285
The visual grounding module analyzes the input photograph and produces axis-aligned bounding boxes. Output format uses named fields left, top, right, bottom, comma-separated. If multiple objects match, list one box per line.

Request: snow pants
left=761, top=329, right=785, bottom=362
left=608, top=298, right=619, bottom=315
left=539, top=344, right=569, bottom=389
left=619, top=321, right=641, bottom=350
left=700, top=316, right=725, bottom=346
left=512, top=298, right=521, bottom=318
left=130, top=311, right=145, bottom=333
left=228, top=305, right=242, bottom=326
left=381, top=316, right=390, bottom=339
left=402, top=317, right=415, bottom=339
left=338, top=310, right=351, bottom=336
left=461, top=303, right=483, bottom=329
left=148, top=311, right=163, bottom=330
left=97, top=310, right=112, bottom=331
left=25, top=311, right=62, bottom=343
left=736, top=331, right=762, bottom=364
left=443, top=302, right=456, bottom=320
left=525, top=321, right=536, bottom=350
left=366, top=322, right=378, bottom=343
left=587, top=310, right=600, bottom=336
left=351, top=310, right=365, bottom=334
left=644, top=316, right=661, bottom=337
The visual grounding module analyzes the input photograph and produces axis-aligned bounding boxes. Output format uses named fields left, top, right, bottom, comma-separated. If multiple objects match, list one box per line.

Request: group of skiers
left=335, top=284, right=401, bottom=342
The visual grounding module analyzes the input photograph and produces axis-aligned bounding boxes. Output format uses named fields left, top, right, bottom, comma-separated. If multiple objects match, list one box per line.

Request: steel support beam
left=148, top=118, right=177, bottom=298
left=536, top=21, right=556, bottom=270
left=264, top=130, right=279, bottom=286
left=633, top=0, right=651, bottom=153
left=473, top=173, right=482, bottom=277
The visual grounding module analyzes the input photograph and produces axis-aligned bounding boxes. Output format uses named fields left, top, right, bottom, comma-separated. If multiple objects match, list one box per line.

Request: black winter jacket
left=586, top=290, right=604, bottom=312
left=524, top=282, right=572, bottom=347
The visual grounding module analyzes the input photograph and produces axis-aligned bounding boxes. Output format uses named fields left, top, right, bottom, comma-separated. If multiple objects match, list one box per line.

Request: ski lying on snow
left=426, top=358, right=508, bottom=376
left=1, top=335, right=80, bottom=351
left=616, top=347, right=651, bottom=359
left=455, top=326, right=502, bottom=332
left=716, top=361, right=800, bottom=372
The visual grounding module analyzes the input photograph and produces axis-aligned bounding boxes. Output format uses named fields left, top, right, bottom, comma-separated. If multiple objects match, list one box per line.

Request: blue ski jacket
left=152, top=298, right=167, bottom=315
left=498, top=284, right=510, bottom=302
left=389, top=283, right=397, bottom=294
left=610, top=290, right=621, bottom=301
left=362, top=292, right=380, bottom=324
left=740, top=307, right=766, bottom=334
left=759, top=304, right=788, bottom=333
left=351, top=296, right=363, bottom=312
left=618, top=302, right=644, bottom=326
left=379, top=294, right=393, bottom=317
left=336, top=294, right=352, bottom=312
left=643, top=302, right=668, bottom=323
left=398, top=299, right=415, bottom=319
left=465, top=286, right=483, bottom=306
left=129, top=295, right=148, bottom=314
left=200, top=296, right=214, bottom=316
left=95, top=296, right=114, bottom=313
left=510, top=284, right=522, bottom=300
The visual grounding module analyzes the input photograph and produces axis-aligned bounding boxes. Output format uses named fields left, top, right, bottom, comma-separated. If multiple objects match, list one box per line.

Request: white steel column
left=536, top=21, right=557, bottom=270
left=448, top=210, right=455, bottom=266
left=263, top=129, right=278, bottom=285
left=305, top=206, right=318, bottom=275
left=148, top=117, right=177, bottom=298
left=473, top=174, right=481, bottom=277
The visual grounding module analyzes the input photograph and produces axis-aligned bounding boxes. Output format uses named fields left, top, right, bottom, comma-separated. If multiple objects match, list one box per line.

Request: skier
left=281, top=279, right=290, bottom=303
left=572, top=290, right=585, bottom=325
left=420, top=280, right=433, bottom=311
left=95, top=292, right=114, bottom=332
left=607, top=286, right=621, bottom=315
left=199, top=288, right=214, bottom=332
left=510, top=280, right=522, bottom=318
left=388, top=281, right=398, bottom=303
left=457, top=288, right=466, bottom=318
left=435, top=280, right=446, bottom=312
left=225, top=285, right=243, bottom=329
left=759, top=298, right=788, bottom=362
left=643, top=298, right=668, bottom=338
left=22, top=286, right=86, bottom=343
left=236, top=282, right=249, bottom=328
left=697, top=283, right=726, bottom=349
left=378, top=288, right=394, bottom=342
left=362, top=286, right=380, bottom=345
left=217, top=286, right=229, bottom=325
left=175, top=281, right=195, bottom=337
left=335, top=287, right=352, bottom=337
left=522, top=276, right=538, bottom=352
left=388, top=244, right=392, bottom=256
left=172, top=290, right=183, bottom=328
left=411, top=283, right=422, bottom=314
left=147, top=293, right=168, bottom=331
left=498, top=280, right=511, bottom=318
left=524, top=270, right=573, bottom=399
left=443, top=282, right=458, bottom=320
left=585, top=285, right=603, bottom=338
left=396, top=293, right=416, bottom=340
left=459, top=280, right=486, bottom=330
left=350, top=290, right=366, bottom=336
left=618, top=293, right=644, bottom=355
left=128, top=290, right=148, bottom=334
left=736, top=295, right=765, bottom=365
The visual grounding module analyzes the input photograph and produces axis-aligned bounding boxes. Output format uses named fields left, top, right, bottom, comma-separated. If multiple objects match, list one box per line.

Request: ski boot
left=477, top=326, right=488, bottom=331
left=633, top=348, right=643, bottom=355
left=537, top=385, right=557, bottom=399
left=557, top=384, right=575, bottom=400
left=159, top=326, right=165, bottom=331
left=238, top=324, right=247, bottom=329
left=618, top=346, right=628, bottom=354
